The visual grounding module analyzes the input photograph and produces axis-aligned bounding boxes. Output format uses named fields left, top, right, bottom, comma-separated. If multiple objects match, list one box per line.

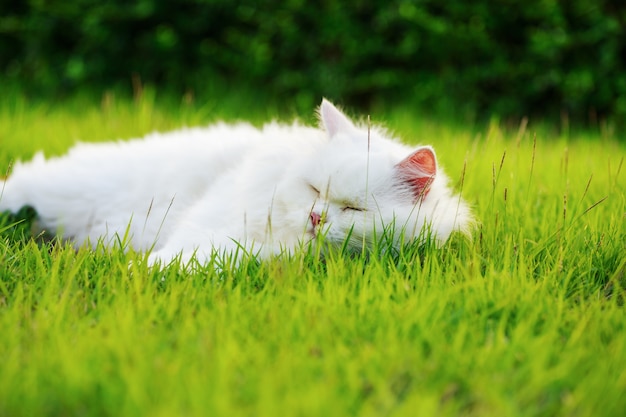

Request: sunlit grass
left=0, top=90, right=625, bottom=417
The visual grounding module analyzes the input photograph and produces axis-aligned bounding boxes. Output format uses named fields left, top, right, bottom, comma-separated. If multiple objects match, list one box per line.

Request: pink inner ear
left=397, top=147, right=437, bottom=200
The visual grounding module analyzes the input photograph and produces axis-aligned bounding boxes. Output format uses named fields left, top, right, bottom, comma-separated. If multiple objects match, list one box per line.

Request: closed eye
left=309, top=184, right=321, bottom=196
left=342, top=206, right=365, bottom=212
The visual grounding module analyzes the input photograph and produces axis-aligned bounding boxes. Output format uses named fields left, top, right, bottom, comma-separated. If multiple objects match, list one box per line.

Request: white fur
left=0, top=100, right=472, bottom=265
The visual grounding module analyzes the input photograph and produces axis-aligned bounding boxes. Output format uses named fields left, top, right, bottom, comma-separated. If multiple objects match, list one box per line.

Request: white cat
left=0, top=99, right=472, bottom=265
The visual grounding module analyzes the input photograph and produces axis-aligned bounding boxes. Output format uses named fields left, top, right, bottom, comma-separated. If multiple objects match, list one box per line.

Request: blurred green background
left=1, top=0, right=625, bottom=124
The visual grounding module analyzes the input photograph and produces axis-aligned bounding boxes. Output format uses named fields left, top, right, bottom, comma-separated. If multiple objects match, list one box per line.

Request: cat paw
left=147, top=249, right=196, bottom=268
left=146, top=251, right=173, bottom=267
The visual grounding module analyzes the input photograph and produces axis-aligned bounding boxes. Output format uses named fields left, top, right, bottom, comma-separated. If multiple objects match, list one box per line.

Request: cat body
left=0, top=100, right=471, bottom=264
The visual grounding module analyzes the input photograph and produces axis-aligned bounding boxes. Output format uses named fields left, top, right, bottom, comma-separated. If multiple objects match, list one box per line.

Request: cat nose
left=310, top=212, right=322, bottom=227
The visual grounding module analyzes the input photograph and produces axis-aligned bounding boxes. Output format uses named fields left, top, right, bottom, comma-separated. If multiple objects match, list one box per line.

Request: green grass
left=1, top=90, right=625, bottom=417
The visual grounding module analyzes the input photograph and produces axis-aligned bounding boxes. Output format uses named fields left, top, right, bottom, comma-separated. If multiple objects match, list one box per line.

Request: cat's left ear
left=396, top=147, right=437, bottom=200
left=319, top=99, right=356, bottom=138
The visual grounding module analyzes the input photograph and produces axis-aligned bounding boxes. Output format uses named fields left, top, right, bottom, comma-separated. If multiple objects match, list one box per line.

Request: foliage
left=0, top=92, right=625, bottom=416
left=1, top=1, right=625, bottom=122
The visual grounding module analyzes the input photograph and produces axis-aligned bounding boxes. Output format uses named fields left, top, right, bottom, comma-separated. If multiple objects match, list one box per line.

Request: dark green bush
left=1, top=0, right=625, bottom=121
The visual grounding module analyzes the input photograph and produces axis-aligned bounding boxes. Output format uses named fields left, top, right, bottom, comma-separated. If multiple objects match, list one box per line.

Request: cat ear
left=396, top=147, right=437, bottom=200
left=319, top=99, right=356, bottom=138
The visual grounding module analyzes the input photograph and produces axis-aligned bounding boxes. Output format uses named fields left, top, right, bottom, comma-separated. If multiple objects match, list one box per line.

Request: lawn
left=0, top=90, right=625, bottom=417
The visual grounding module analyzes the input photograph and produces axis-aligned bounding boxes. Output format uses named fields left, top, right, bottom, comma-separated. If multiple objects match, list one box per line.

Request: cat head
left=301, top=99, right=470, bottom=251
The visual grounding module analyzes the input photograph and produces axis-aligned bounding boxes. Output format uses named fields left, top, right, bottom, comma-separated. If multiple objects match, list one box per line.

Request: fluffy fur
left=0, top=99, right=472, bottom=265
